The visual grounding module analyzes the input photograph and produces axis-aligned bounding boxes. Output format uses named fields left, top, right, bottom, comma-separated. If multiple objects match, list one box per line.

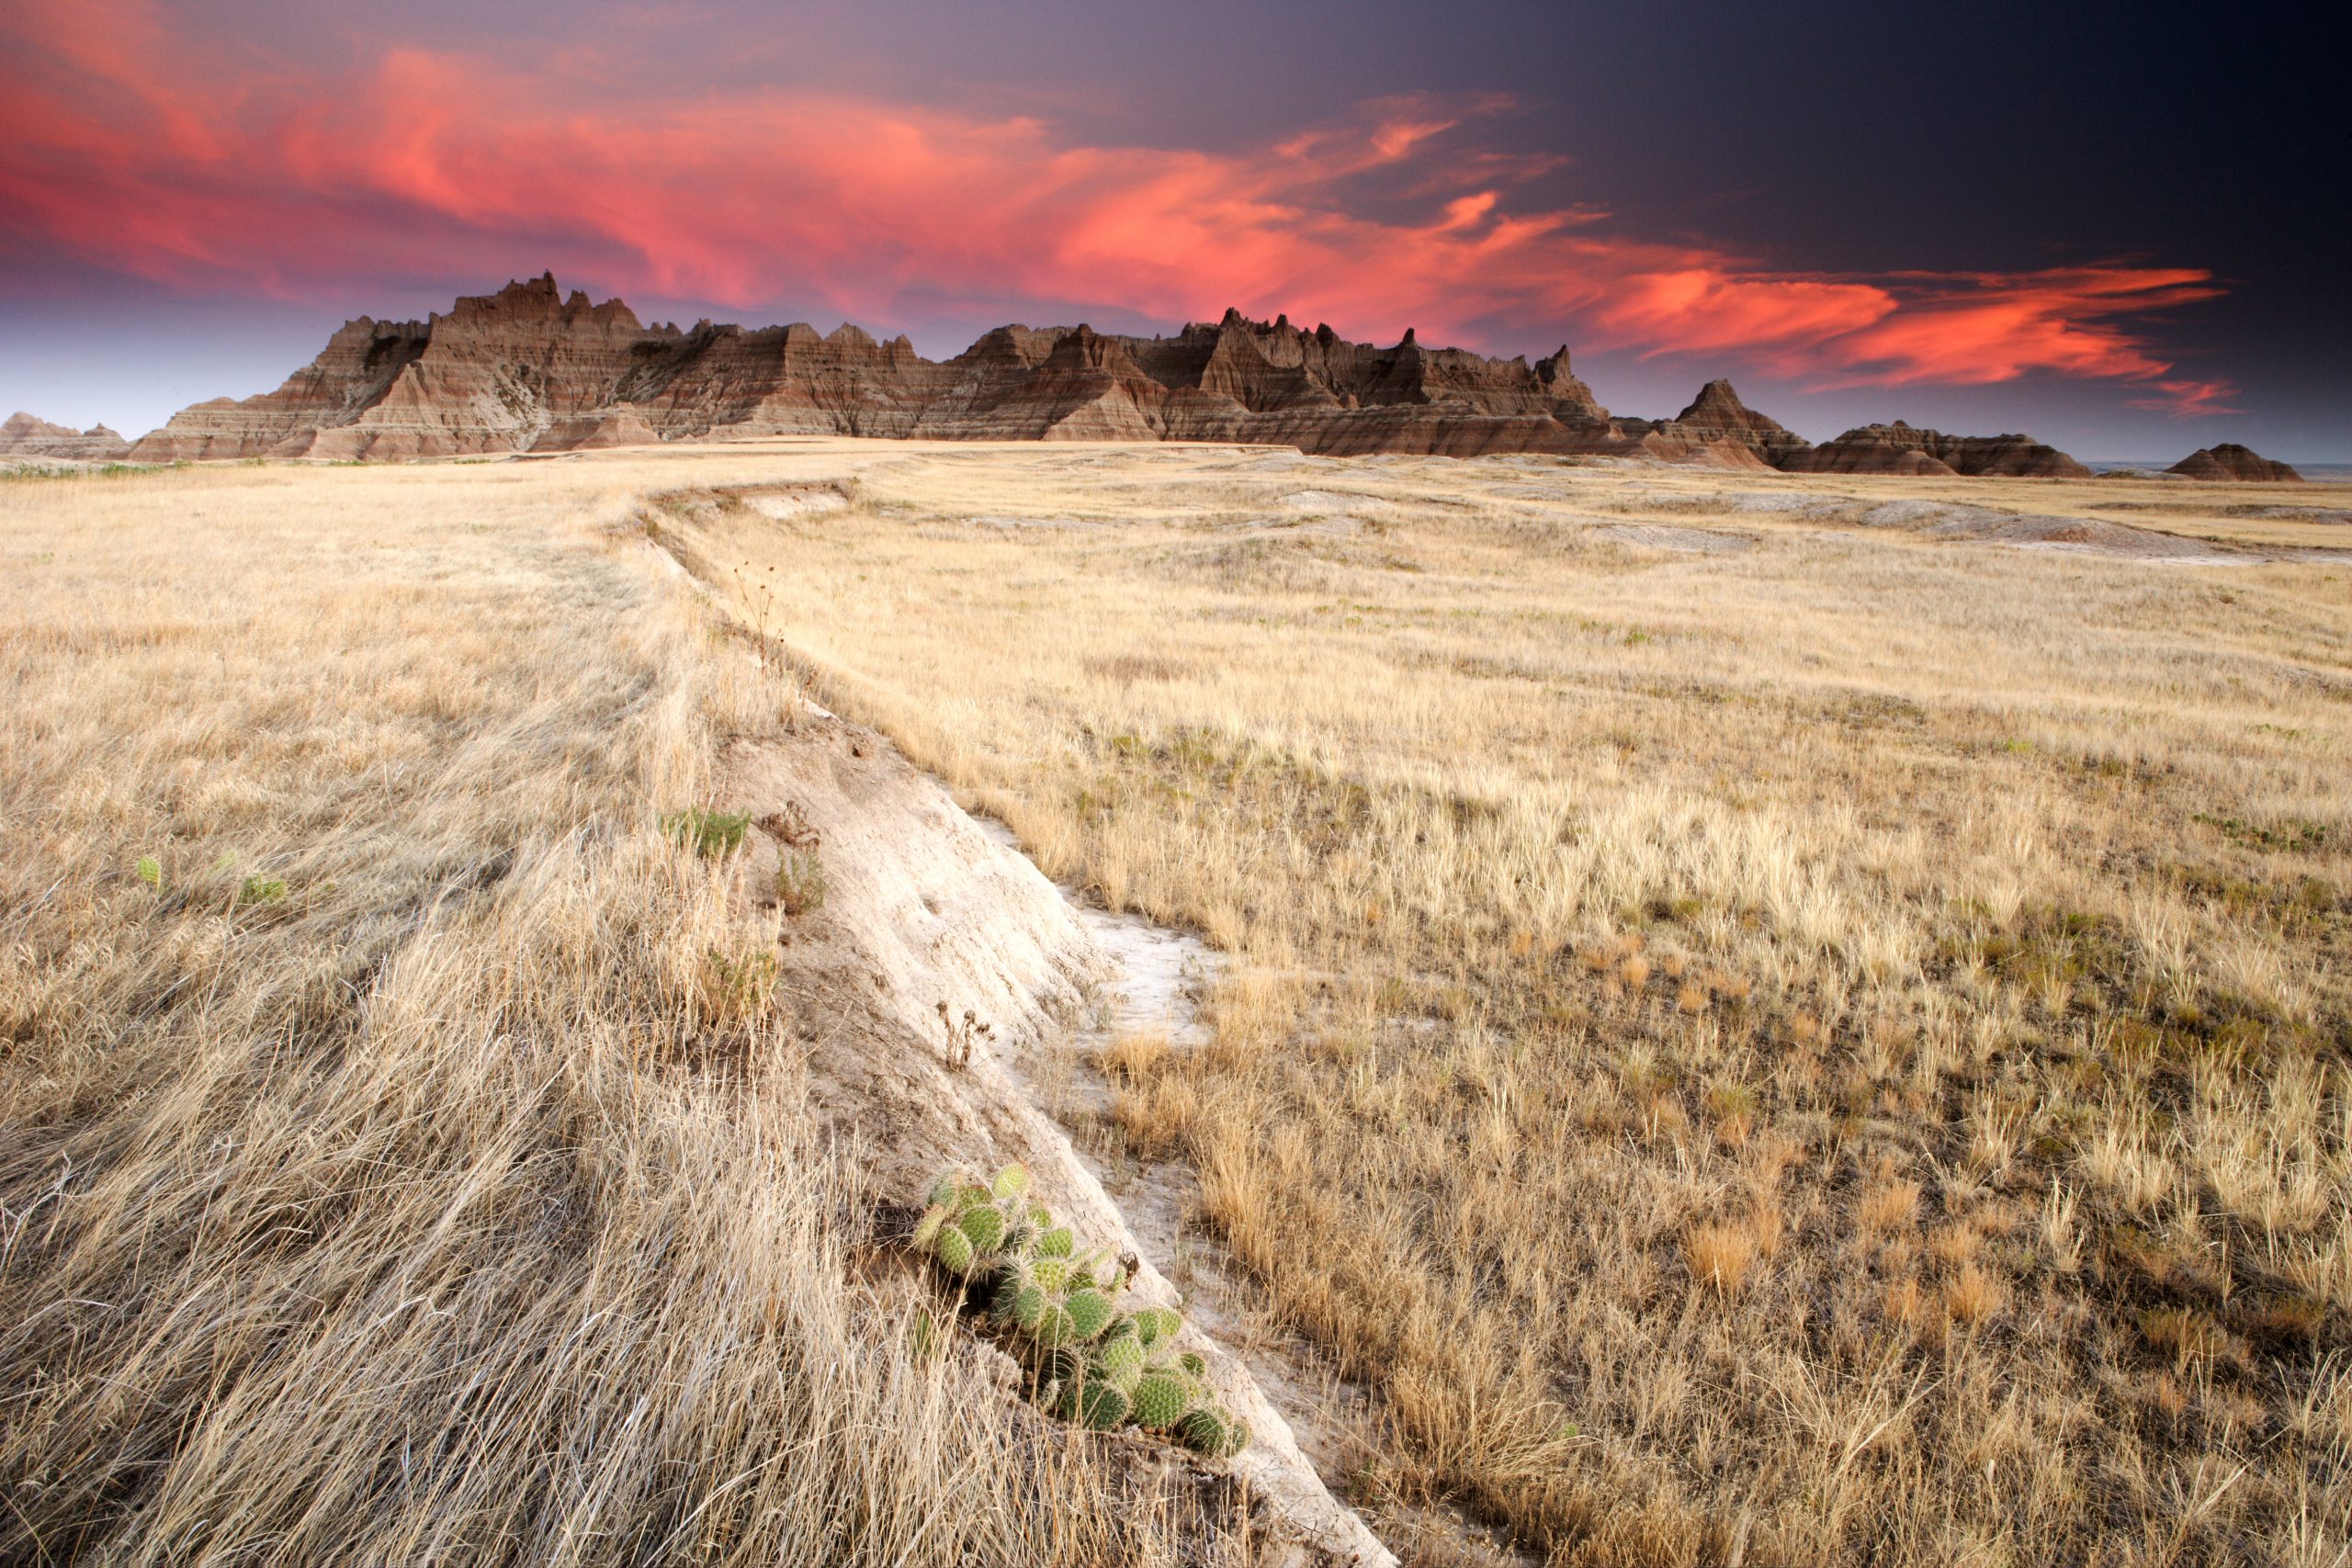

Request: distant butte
left=1779, top=420, right=2092, bottom=479
left=0, top=411, right=132, bottom=461
left=2166, top=444, right=2302, bottom=482
left=100, top=273, right=2275, bottom=478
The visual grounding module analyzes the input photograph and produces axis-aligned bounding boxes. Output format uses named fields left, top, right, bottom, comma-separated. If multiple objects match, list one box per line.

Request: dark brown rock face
left=1776, top=420, right=2090, bottom=479
left=1, top=412, right=132, bottom=461
left=2166, top=444, right=2302, bottom=482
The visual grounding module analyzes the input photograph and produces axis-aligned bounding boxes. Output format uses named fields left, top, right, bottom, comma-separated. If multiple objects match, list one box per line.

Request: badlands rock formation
left=1778, top=420, right=2093, bottom=479
left=131, top=277, right=1664, bottom=463
left=1645, top=378, right=1811, bottom=468
left=2167, top=443, right=2303, bottom=482
left=1, top=412, right=132, bottom=461
left=127, top=272, right=2098, bottom=474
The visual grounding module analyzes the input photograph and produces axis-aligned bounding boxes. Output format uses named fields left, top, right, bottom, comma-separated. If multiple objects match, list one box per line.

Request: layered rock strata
left=1, top=412, right=133, bottom=461
left=2166, top=444, right=2302, bottom=482
left=126, top=273, right=2100, bottom=475
left=1778, top=420, right=2093, bottom=479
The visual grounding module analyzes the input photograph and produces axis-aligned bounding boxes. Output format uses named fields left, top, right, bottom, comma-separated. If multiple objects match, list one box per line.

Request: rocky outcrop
left=125, top=275, right=1691, bottom=464
left=1, top=412, right=132, bottom=461
left=2166, top=444, right=2302, bottom=482
left=119, top=273, right=2111, bottom=477
left=1647, top=379, right=1810, bottom=469
left=137, top=276, right=665, bottom=461
left=1777, top=420, right=2091, bottom=479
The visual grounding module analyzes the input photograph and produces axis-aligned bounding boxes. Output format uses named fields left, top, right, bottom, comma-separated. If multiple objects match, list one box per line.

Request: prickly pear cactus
left=910, top=1164, right=1246, bottom=1458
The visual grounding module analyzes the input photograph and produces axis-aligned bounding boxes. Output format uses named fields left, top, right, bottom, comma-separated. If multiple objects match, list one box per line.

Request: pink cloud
left=0, top=0, right=2222, bottom=399
left=2128, top=379, right=2243, bottom=418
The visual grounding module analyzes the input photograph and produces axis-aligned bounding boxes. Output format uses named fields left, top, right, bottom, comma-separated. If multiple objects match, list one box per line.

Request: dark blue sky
left=3, top=1, right=2340, bottom=457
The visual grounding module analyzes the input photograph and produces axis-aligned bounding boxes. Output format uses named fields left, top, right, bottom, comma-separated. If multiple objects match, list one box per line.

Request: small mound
left=1842, top=500, right=2244, bottom=560
left=1589, top=524, right=1753, bottom=554
left=750, top=489, right=850, bottom=519
left=2224, top=505, right=2352, bottom=525
left=1279, top=488, right=1391, bottom=514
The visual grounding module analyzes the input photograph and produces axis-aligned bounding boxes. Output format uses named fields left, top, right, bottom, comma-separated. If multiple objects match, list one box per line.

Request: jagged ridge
left=1, top=411, right=132, bottom=461
left=124, top=272, right=2115, bottom=475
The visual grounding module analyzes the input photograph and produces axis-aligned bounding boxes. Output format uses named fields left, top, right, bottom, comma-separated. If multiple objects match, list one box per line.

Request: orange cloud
left=0, top=0, right=2223, bottom=401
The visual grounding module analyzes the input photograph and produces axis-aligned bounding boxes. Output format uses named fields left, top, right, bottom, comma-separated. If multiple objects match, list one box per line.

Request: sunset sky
left=2, top=0, right=2340, bottom=459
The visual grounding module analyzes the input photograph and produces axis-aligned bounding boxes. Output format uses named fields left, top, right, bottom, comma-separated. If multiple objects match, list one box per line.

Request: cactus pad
left=933, top=1224, right=975, bottom=1275
left=1064, top=1289, right=1115, bottom=1342
left=991, top=1163, right=1030, bottom=1200
left=1133, top=1306, right=1182, bottom=1348
left=1176, top=1407, right=1227, bottom=1455
left=1033, top=1304, right=1079, bottom=1347
left=1078, top=1380, right=1132, bottom=1431
left=957, top=1202, right=1006, bottom=1254
left=1095, top=1333, right=1146, bottom=1390
left=1130, top=1371, right=1193, bottom=1430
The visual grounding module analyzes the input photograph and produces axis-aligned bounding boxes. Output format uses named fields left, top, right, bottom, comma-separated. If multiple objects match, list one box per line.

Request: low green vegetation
left=776, top=846, right=827, bottom=914
left=662, top=805, right=751, bottom=857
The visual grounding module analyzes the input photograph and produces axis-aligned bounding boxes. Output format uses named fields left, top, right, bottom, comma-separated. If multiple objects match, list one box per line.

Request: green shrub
left=776, top=847, right=827, bottom=914
left=662, top=806, right=752, bottom=857
left=910, top=1160, right=1249, bottom=1460
left=702, top=948, right=778, bottom=1020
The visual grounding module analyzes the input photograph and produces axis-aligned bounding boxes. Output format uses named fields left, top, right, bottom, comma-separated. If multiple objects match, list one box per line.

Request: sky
left=1, top=0, right=2341, bottom=459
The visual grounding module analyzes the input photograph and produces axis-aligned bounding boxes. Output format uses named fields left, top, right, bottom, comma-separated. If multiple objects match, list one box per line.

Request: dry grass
left=670, top=443, right=2352, bottom=1565
left=0, top=458, right=1246, bottom=1565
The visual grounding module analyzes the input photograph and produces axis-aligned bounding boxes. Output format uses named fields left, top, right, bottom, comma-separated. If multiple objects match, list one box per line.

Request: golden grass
left=670, top=443, right=2352, bottom=1565
left=0, top=457, right=1245, bottom=1565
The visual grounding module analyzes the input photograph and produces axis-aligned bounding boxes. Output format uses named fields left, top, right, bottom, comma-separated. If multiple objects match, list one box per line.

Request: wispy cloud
left=0, top=0, right=2223, bottom=400
left=2128, top=378, right=2243, bottom=418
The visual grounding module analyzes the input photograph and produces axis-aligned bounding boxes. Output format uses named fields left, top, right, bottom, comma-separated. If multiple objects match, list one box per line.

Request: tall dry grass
left=673, top=446, right=2352, bottom=1566
left=0, top=459, right=1244, bottom=1565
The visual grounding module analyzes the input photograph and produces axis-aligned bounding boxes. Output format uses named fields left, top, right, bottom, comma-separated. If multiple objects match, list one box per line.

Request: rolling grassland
left=0, top=456, right=1251, bottom=1566
left=670, top=444, right=2352, bottom=1566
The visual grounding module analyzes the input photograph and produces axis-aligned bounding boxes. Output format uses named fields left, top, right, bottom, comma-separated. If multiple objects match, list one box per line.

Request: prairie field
left=665, top=444, right=2352, bottom=1566
left=0, top=454, right=1249, bottom=1566
left=4, top=443, right=2348, bottom=1568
